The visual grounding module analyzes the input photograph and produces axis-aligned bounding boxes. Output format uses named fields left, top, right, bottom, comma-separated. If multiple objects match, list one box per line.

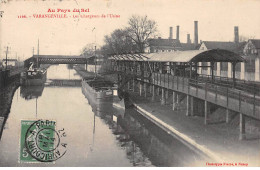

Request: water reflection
left=84, top=90, right=205, bottom=166
left=119, top=110, right=205, bottom=166
left=47, top=65, right=81, bottom=80
left=20, top=85, right=44, bottom=100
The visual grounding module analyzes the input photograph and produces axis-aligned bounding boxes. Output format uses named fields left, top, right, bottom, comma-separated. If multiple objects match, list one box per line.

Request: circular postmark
left=25, top=120, right=67, bottom=162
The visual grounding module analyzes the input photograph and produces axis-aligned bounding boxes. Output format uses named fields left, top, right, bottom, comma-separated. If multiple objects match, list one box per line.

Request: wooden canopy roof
left=109, top=49, right=245, bottom=63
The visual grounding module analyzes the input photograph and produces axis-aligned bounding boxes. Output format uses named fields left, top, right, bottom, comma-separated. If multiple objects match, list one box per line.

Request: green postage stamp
left=20, top=120, right=67, bottom=163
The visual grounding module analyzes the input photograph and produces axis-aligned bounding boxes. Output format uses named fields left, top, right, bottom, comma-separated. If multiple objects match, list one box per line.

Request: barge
left=81, top=77, right=126, bottom=117
left=81, top=77, right=114, bottom=105
left=20, top=62, right=47, bottom=86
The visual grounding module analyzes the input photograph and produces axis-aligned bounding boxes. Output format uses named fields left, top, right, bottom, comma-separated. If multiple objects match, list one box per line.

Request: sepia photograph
left=0, top=0, right=259, bottom=167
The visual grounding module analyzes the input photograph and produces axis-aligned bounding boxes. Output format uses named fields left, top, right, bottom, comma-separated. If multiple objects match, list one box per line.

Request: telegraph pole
left=37, top=39, right=39, bottom=55
left=94, top=45, right=97, bottom=77
left=4, top=46, right=9, bottom=70
left=16, top=52, right=18, bottom=68
left=37, top=39, right=39, bottom=68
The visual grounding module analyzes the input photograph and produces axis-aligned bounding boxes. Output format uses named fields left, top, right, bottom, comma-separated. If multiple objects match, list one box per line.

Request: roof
left=202, top=41, right=246, bottom=52
left=180, top=43, right=197, bottom=51
left=109, top=49, right=244, bottom=63
left=235, top=41, right=247, bottom=53
left=148, top=38, right=182, bottom=48
left=250, top=39, right=260, bottom=49
left=110, top=53, right=147, bottom=61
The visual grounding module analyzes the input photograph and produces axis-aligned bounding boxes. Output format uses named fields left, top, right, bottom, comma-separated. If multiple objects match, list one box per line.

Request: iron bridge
left=24, top=55, right=88, bottom=68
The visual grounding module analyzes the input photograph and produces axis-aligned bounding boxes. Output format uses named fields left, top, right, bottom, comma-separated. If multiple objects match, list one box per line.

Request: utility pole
left=16, top=52, right=18, bottom=68
left=94, top=45, right=97, bottom=77
left=4, top=46, right=9, bottom=70
left=37, top=39, right=39, bottom=55
left=37, top=39, right=39, bottom=68
left=92, top=27, right=97, bottom=77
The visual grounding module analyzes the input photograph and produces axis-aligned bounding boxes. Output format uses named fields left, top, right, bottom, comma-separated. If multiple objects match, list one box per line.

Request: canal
left=0, top=65, right=204, bottom=166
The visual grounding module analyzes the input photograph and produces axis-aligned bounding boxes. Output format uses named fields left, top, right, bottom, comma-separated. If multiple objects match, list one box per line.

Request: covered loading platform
left=110, top=49, right=259, bottom=140
left=110, top=49, right=245, bottom=88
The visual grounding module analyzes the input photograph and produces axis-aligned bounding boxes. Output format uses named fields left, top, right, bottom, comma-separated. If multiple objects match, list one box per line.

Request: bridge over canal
left=109, top=49, right=260, bottom=140
left=23, top=55, right=89, bottom=68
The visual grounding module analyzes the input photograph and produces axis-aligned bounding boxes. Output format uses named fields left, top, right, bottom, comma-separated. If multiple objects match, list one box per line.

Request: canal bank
left=0, top=81, right=20, bottom=140
left=0, top=68, right=23, bottom=119
left=128, top=90, right=260, bottom=166
left=0, top=82, right=20, bottom=117
left=0, top=68, right=24, bottom=88
left=0, top=68, right=26, bottom=140
left=73, top=66, right=259, bottom=166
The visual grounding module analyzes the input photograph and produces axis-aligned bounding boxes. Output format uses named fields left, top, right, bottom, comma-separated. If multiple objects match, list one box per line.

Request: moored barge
left=20, top=68, right=47, bottom=86
left=81, top=77, right=114, bottom=106
left=81, top=76, right=126, bottom=116
left=20, top=62, right=47, bottom=86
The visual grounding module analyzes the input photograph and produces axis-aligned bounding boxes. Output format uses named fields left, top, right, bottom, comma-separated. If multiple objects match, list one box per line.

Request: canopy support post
left=211, top=62, right=215, bottom=83
left=232, top=62, right=237, bottom=87
left=195, top=62, right=198, bottom=80
left=189, top=62, right=192, bottom=79
left=174, top=63, right=177, bottom=76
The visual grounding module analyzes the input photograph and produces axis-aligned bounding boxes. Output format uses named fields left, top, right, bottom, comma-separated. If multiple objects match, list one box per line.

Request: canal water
left=0, top=65, right=203, bottom=166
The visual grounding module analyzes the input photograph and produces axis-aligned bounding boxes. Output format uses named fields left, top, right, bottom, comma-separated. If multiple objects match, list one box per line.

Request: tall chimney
left=234, top=26, right=239, bottom=43
left=194, top=21, right=198, bottom=46
left=176, top=25, right=180, bottom=40
left=169, top=27, right=173, bottom=39
left=187, top=34, right=191, bottom=44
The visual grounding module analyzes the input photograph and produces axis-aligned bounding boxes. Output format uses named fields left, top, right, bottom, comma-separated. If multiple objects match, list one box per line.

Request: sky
left=0, top=0, right=260, bottom=61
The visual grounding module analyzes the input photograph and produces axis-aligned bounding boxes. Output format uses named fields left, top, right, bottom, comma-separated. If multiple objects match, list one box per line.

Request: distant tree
left=101, top=15, right=158, bottom=55
left=81, top=43, right=96, bottom=58
left=102, top=29, right=136, bottom=55
left=126, top=15, right=158, bottom=52
left=239, top=35, right=255, bottom=42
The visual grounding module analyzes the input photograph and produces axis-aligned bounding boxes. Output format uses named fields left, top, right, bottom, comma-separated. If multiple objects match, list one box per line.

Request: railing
left=198, top=74, right=260, bottom=95
left=112, top=64, right=260, bottom=119
left=113, top=65, right=260, bottom=94
left=151, top=72, right=260, bottom=120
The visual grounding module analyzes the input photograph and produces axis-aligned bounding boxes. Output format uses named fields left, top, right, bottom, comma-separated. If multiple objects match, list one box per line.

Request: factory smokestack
left=234, top=26, right=239, bottom=43
left=169, top=27, right=173, bottom=39
left=194, top=21, right=198, bottom=46
left=176, top=25, right=180, bottom=40
left=187, top=34, right=191, bottom=44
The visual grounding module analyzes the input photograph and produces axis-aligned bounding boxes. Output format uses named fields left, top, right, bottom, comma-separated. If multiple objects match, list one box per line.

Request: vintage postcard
left=0, top=0, right=259, bottom=167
